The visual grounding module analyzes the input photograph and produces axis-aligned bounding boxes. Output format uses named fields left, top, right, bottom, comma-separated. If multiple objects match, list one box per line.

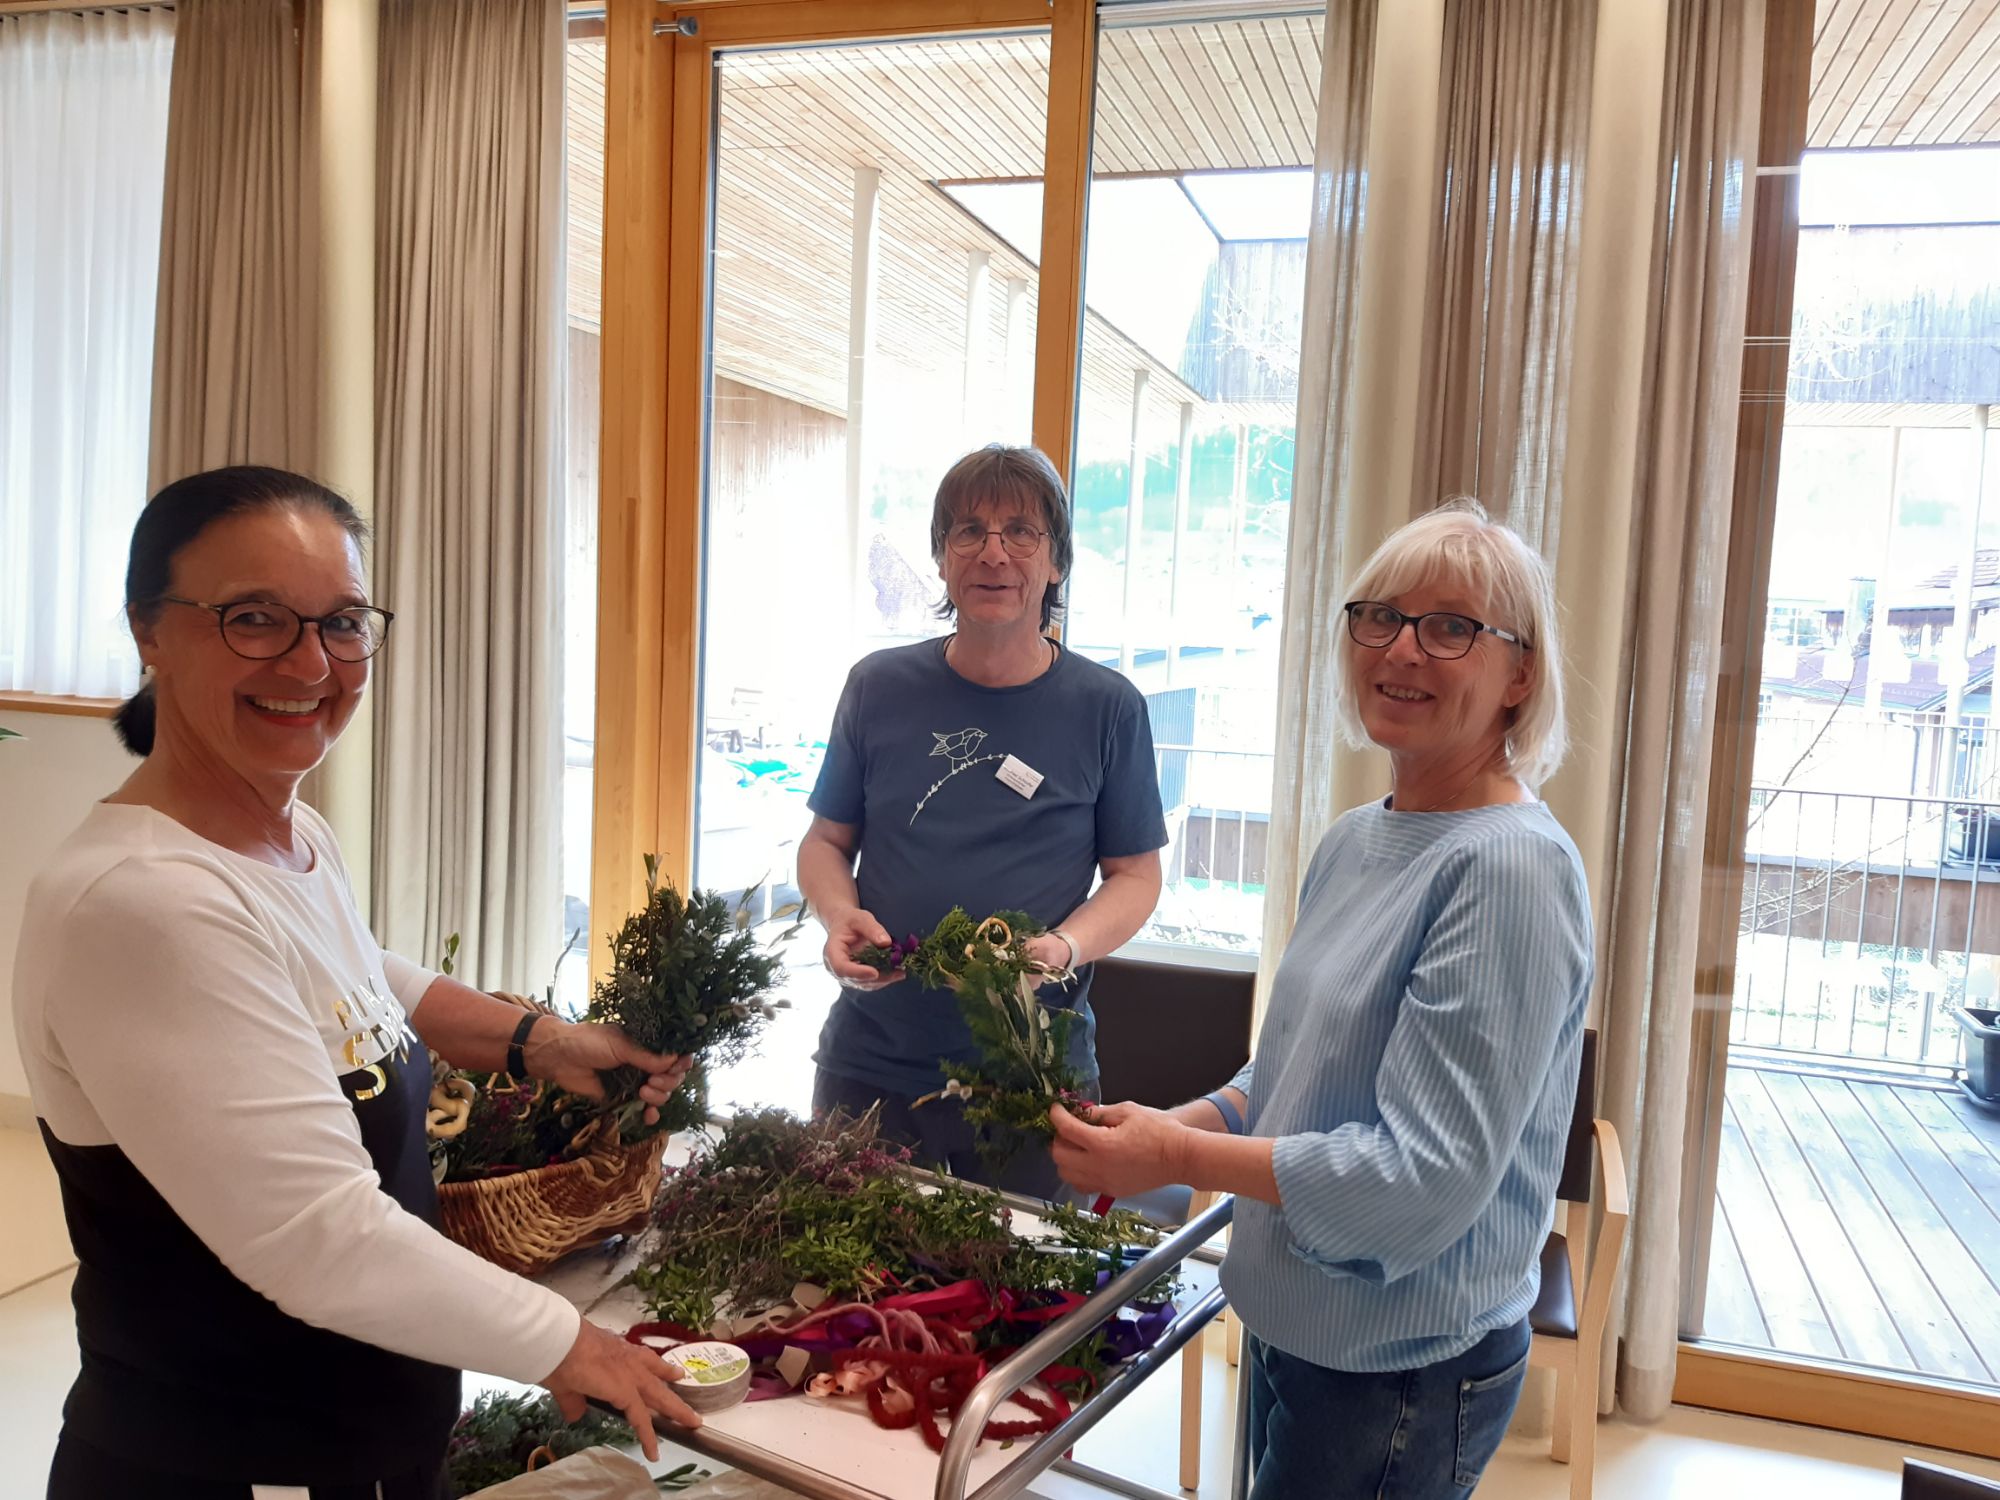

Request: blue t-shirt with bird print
left=808, top=636, right=1168, bottom=1098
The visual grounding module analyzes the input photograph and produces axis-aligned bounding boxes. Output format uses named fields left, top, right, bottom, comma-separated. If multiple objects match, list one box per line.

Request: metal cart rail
left=551, top=1192, right=1235, bottom=1500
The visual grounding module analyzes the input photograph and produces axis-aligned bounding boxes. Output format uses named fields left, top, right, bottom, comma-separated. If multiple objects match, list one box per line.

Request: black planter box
left=1958, top=1006, right=2000, bottom=1101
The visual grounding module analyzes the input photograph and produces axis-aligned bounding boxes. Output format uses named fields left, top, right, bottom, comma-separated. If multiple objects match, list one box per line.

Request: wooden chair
left=1089, top=955, right=1255, bottom=1491
left=1527, top=1027, right=1630, bottom=1500
left=1903, top=1460, right=2000, bottom=1498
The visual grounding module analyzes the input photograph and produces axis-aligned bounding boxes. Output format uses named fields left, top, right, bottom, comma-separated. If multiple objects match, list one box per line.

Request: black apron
left=40, top=1038, right=461, bottom=1490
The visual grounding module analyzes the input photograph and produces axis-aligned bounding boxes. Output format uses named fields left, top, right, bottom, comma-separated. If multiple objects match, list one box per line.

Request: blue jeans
left=1247, top=1318, right=1531, bottom=1499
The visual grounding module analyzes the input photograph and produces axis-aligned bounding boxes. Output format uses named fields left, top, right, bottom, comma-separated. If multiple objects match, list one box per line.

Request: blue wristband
left=1204, top=1090, right=1245, bottom=1135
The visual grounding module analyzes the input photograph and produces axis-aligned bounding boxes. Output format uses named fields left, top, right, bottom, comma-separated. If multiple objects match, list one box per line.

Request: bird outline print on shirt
left=912, top=726, right=1006, bottom=825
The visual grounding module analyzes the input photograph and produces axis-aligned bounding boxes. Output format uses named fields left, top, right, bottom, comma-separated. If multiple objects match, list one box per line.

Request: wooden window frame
left=0, top=694, right=119, bottom=719
left=589, top=0, right=1092, bottom=953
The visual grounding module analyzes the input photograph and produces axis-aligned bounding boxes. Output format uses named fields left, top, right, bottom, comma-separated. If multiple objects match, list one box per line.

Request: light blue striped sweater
left=1220, top=796, right=1592, bottom=1372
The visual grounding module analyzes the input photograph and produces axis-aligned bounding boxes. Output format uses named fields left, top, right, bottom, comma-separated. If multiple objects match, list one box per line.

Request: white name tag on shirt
left=996, top=754, right=1044, bottom=799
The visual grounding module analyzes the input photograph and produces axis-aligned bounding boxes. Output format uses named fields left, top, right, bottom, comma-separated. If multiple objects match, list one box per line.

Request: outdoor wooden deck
left=1703, top=1062, right=2000, bottom=1386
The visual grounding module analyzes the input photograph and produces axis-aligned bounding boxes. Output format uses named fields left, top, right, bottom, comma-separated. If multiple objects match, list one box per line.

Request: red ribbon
left=832, top=1348, right=1073, bottom=1453
left=624, top=1281, right=1105, bottom=1432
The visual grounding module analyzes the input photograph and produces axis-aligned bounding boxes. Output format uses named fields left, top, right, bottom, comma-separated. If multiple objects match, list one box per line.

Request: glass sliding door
left=693, top=29, right=1052, bottom=1113
left=1692, top=0, right=2000, bottom=1395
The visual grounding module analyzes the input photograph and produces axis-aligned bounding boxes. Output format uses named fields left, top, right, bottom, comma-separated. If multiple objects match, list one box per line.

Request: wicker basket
left=432, top=993, right=669, bottom=1278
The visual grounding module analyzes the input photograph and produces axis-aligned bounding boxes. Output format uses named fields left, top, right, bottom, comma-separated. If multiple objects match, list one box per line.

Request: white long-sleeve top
left=12, top=800, right=580, bottom=1387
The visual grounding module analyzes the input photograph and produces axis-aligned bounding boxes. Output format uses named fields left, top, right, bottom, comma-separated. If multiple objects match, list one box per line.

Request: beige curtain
left=149, top=0, right=319, bottom=490
left=372, top=0, right=566, bottom=988
left=1412, top=0, right=1595, bottom=549
left=1253, top=0, right=1382, bottom=978
left=1583, top=0, right=1765, bottom=1419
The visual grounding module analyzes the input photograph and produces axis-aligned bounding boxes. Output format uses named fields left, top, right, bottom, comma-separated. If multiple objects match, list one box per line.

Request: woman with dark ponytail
left=13, top=467, right=703, bottom=1498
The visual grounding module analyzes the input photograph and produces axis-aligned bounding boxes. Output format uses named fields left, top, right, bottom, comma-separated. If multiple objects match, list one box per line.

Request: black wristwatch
left=506, top=1012, right=542, bottom=1079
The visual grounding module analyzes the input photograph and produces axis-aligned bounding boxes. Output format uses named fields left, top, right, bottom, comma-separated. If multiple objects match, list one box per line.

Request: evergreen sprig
left=580, top=855, right=791, bottom=1141
left=443, top=1390, right=710, bottom=1495
left=431, top=859, right=792, bottom=1181
left=444, top=1391, right=632, bottom=1495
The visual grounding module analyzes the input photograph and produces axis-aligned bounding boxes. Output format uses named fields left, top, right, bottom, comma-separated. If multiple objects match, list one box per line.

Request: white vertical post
left=1226, top=420, right=1249, bottom=662
left=1167, top=401, right=1194, bottom=684
left=1003, top=277, right=1030, bottom=442
left=312, top=0, right=379, bottom=902
left=961, top=249, right=991, bottom=447
left=846, top=166, right=881, bottom=648
left=1945, top=405, right=1990, bottom=738
left=1120, top=367, right=1150, bottom=675
left=1865, top=426, right=1903, bottom=713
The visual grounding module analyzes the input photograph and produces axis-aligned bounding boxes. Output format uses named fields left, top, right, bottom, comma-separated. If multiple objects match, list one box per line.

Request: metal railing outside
left=1733, top=783, right=2000, bottom=1074
left=1145, top=742, right=1275, bottom=953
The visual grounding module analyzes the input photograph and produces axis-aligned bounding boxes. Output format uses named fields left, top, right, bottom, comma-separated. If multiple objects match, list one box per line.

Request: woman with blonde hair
left=1051, top=498, right=1593, bottom=1498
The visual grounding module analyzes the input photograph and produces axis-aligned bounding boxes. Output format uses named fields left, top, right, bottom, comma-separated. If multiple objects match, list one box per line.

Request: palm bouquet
left=856, top=908, right=1092, bottom=1158
left=582, top=855, right=798, bottom=1141
left=429, top=857, right=796, bottom=1181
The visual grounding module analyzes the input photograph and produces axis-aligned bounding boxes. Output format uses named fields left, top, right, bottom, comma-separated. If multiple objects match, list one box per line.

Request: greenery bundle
left=443, top=1391, right=707, bottom=1496
left=429, top=858, right=793, bottom=1183
left=857, top=908, right=1090, bottom=1157
left=628, top=1109, right=1159, bottom=1339
left=581, top=855, right=794, bottom=1140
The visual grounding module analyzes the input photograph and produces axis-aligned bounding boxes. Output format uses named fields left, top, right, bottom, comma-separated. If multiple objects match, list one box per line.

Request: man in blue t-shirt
left=798, top=444, right=1168, bottom=1199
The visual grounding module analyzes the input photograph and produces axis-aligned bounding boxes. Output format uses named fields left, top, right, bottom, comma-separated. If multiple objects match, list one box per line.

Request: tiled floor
left=6, top=1122, right=2000, bottom=1499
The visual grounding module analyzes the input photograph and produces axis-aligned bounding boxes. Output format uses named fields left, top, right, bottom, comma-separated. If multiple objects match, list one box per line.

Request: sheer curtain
left=1254, top=0, right=1388, bottom=982
left=1412, top=0, right=1595, bottom=549
left=1568, top=0, right=1765, bottom=1418
left=0, top=10, right=173, bottom=699
left=372, top=0, right=566, bottom=988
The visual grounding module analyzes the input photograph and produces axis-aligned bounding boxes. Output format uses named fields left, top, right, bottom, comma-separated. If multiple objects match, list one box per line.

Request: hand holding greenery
left=858, top=907, right=1091, bottom=1161
left=428, top=858, right=795, bottom=1182
left=581, top=855, right=793, bottom=1140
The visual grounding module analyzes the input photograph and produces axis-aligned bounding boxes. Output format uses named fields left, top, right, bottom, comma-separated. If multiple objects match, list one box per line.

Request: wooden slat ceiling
left=563, top=20, right=1320, bottom=437
left=569, top=4, right=1999, bottom=384
left=1809, top=0, right=2000, bottom=147
left=565, top=38, right=605, bottom=336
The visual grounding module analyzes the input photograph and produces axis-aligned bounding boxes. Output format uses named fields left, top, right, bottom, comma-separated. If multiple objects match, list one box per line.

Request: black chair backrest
left=1089, top=955, right=1254, bottom=1109
left=1556, top=1027, right=1599, bottom=1204
left=1903, top=1461, right=2000, bottom=1498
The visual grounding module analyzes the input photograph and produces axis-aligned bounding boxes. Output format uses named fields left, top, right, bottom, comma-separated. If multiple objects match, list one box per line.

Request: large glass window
left=1070, top=14, right=1320, bottom=957
left=1697, top=134, right=2000, bottom=1389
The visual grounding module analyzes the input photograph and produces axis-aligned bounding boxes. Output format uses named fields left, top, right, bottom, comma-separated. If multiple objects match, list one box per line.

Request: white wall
left=0, top=709, right=133, bottom=1101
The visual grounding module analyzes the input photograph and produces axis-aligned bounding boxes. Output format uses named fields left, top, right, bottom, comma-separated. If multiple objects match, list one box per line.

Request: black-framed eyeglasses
left=160, top=597, right=395, bottom=662
left=1343, top=600, right=1524, bottom=661
left=945, top=519, right=1049, bottom=558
